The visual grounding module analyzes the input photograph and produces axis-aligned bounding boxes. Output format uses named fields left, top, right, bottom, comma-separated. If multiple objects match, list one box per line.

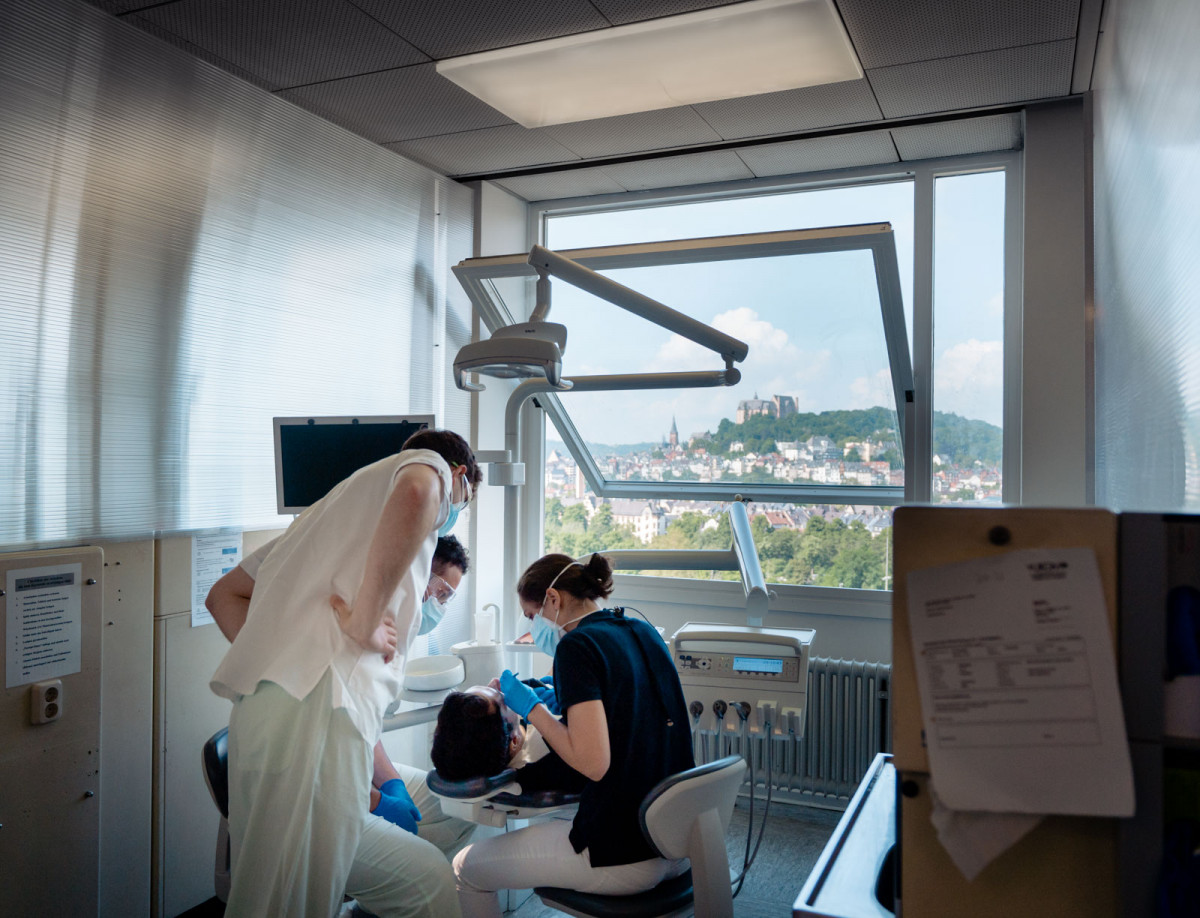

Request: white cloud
left=848, top=368, right=895, bottom=409
left=936, top=339, right=1002, bottom=424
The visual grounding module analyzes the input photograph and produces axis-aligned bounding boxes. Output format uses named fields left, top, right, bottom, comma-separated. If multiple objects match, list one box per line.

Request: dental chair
left=201, top=726, right=232, bottom=902
left=426, top=767, right=582, bottom=828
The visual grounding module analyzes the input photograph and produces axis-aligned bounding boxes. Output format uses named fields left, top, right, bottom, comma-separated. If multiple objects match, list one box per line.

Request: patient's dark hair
left=517, top=552, right=613, bottom=605
left=434, top=535, right=469, bottom=574
left=431, top=691, right=510, bottom=780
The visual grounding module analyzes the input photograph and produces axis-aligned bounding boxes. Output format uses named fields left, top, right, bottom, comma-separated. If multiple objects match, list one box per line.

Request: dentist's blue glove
left=530, top=678, right=559, bottom=715
left=500, top=669, right=541, bottom=719
left=374, top=779, right=421, bottom=835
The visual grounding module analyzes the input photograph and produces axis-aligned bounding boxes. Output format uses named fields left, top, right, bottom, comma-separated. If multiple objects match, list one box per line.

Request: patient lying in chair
left=431, top=682, right=587, bottom=794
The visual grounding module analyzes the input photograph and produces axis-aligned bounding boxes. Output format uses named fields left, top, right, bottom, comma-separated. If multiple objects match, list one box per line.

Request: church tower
left=669, top=416, right=679, bottom=449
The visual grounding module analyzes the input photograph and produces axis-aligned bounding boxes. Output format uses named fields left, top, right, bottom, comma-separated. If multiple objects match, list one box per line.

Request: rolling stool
left=535, top=754, right=747, bottom=918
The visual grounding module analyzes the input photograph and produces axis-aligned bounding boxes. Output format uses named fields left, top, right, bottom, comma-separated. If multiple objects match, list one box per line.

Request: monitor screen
left=273, top=415, right=435, bottom=514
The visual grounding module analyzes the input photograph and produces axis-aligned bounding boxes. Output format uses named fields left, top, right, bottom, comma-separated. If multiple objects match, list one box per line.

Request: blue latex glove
left=500, top=668, right=540, bottom=719
left=374, top=779, right=421, bottom=835
left=530, top=680, right=559, bottom=715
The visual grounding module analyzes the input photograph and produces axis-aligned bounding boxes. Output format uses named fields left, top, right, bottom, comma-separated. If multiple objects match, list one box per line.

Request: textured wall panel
left=0, top=0, right=474, bottom=547
left=1092, top=0, right=1200, bottom=510
left=838, top=0, right=1079, bottom=69
left=868, top=41, right=1074, bottom=119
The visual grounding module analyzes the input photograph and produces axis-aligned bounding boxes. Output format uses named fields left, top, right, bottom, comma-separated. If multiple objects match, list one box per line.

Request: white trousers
left=226, top=673, right=463, bottom=918
left=452, top=819, right=686, bottom=918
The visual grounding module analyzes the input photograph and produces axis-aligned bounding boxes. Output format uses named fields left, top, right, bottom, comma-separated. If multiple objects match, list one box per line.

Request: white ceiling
left=87, top=0, right=1103, bottom=201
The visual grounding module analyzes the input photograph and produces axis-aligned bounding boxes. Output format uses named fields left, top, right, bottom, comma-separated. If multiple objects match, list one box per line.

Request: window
left=459, top=162, right=1014, bottom=591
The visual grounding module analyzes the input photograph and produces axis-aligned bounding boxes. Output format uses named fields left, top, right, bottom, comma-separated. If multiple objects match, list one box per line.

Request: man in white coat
left=209, top=428, right=479, bottom=917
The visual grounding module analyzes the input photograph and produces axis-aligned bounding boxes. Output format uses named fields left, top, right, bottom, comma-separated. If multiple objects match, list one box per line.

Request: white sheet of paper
left=192, top=533, right=242, bottom=627
left=6, top=563, right=83, bottom=688
left=906, top=547, right=1134, bottom=816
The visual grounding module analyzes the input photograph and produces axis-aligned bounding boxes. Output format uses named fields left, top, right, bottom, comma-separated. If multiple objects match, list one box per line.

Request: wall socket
left=31, top=679, right=63, bottom=724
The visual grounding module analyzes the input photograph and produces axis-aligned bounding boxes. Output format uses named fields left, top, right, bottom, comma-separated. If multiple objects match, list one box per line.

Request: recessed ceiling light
left=436, top=0, right=863, bottom=129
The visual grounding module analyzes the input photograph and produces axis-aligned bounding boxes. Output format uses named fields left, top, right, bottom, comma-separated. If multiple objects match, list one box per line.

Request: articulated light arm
left=527, top=245, right=749, bottom=365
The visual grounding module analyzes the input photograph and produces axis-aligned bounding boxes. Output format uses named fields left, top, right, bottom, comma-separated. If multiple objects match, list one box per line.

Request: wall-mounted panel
left=0, top=0, right=474, bottom=549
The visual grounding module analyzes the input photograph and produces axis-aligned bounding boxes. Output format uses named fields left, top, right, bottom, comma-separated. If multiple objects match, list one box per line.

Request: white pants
left=346, top=764, right=476, bottom=918
left=227, top=673, right=462, bottom=918
left=452, top=819, right=686, bottom=918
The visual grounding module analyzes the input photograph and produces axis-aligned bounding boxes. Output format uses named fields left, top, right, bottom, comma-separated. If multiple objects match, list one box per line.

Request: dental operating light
left=452, top=245, right=748, bottom=393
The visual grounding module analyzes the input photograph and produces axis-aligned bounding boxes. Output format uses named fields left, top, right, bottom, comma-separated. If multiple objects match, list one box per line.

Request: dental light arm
left=527, top=245, right=749, bottom=367
left=453, top=245, right=749, bottom=392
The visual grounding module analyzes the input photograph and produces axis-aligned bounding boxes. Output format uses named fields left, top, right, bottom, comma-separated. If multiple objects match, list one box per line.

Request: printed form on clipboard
left=906, top=547, right=1134, bottom=817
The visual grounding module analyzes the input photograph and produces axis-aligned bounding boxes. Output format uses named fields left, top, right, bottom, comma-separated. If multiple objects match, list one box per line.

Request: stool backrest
left=202, top=726, right=230, bottom=819
left=639, top=754, right=746, bottom=859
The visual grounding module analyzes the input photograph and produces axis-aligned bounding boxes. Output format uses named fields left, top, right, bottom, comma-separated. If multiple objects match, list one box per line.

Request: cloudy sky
left=543, top=173, right=1005, bottom=446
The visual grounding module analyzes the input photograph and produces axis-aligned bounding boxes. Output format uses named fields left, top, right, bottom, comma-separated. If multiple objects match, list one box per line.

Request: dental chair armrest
left=491, top=788, right=582, bottom=808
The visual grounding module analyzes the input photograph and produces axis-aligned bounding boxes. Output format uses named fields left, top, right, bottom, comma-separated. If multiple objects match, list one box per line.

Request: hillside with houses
left=544, top=398, right=1002, bottom=589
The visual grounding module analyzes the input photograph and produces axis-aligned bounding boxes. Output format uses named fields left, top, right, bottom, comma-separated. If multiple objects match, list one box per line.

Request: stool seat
left=536, top=869, right=693, bottom=918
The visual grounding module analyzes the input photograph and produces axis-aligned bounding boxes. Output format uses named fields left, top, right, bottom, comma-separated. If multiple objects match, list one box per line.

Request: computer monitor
left=273, top=415, right=436, bottom=514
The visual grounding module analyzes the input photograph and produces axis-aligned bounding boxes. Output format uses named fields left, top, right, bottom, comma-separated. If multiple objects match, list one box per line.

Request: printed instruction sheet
left=906, top=547, right=1134, bottom=816
left=192, top=532, right=242, bottom=627
left=6, top=562, right=83, bottom=688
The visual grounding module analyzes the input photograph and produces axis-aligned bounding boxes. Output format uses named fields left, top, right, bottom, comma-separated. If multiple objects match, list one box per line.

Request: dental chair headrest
left=427, top=768, right=519, bottom=799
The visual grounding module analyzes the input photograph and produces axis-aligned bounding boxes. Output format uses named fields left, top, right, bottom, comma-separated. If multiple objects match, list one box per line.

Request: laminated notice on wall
left=192, top=532, right=242, bottom=627
left=906, top=547, right=1134, bottom=816
left=6, top=563, right=83, bottom=688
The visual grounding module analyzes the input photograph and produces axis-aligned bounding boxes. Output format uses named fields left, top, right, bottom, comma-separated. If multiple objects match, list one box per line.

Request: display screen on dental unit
left=733, top=656, right=784, bottom=674
left=273, top=415, right=435, bottom=514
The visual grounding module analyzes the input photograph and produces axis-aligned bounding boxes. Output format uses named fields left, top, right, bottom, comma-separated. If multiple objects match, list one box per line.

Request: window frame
left=514, top=152, right=1022, bottom=591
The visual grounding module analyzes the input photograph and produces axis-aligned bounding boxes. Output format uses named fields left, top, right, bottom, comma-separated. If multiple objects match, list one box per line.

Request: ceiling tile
left=590, top=0, right=744, bottom=26
left=868, top=41, right=1075, bottom=119
left=737, top=130, right=898, bottom=178
left=693, top=79, right=883, bottom=140
left=493, top=168, right=628, bottom=202
left=135, top=0, right=428, bottom=89
left=838, top=0, right=1080, bottom=69
left=123, top=13, right=276, bottom=91
left=386, top=125, right=579, bottom=176
left=600, top=149, right=753, bottom=191
left=280, top=63, right=512, bottom=143
left=543, top=106, right=722, bottom=158
left=350, top=0, right=610, bottom=58
left=891, top=113, right=1023, bottom=160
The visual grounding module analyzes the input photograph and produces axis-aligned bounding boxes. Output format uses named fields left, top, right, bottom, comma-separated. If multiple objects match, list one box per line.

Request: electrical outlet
left=31, top=679, right=63, bottom=724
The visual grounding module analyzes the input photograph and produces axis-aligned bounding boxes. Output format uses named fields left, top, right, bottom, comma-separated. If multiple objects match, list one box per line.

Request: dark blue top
left=552, top=609, right=695, bottom=867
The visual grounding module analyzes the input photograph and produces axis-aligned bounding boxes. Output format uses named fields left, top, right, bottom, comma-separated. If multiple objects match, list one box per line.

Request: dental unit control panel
left=671, top=622, right=815, bottom=738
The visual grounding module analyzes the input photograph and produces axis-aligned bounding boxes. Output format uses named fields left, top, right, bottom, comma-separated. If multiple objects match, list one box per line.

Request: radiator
left=692, top=657, right=892, bottom=804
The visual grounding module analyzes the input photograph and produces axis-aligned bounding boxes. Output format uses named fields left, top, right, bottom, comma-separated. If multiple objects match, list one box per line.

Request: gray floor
left=510, top=798, right=842, bottom=917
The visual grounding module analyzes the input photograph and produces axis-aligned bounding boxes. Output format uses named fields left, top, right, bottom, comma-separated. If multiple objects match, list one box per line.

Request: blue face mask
left=530, top=610, right=563, bottom=656
left=418, top=597, right=445, bottom=635
left=438, top=474, right=471, bottom=535
left=437, top=505, right=459, bottom=537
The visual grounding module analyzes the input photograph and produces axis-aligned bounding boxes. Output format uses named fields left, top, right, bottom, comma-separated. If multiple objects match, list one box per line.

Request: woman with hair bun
left=451, top=552, right=695, bottom=917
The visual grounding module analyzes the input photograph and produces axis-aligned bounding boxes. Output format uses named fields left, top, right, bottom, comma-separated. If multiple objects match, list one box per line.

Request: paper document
left=906, top=547, right=1134, bottom=816
left=192, top=533, right=242, bottom=627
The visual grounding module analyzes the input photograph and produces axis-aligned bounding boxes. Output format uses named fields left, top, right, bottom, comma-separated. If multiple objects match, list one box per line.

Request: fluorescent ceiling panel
left=436, top=0, right=863, bottom=128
